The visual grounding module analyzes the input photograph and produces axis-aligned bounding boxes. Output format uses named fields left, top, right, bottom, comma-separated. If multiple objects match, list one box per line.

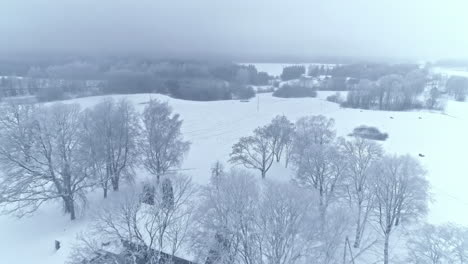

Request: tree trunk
left=261, top=170, right=266, bottom=179
left=103, top=186, right=108, bottom=198
left=111, top=176, right=119, bottom=191
left=63, top=196, right=76, bottom=220
left=384, top=232, right=390, bottom=264
left=319, top=197, right=326, bottom=233
left=354, top=206, right=362, bottom=248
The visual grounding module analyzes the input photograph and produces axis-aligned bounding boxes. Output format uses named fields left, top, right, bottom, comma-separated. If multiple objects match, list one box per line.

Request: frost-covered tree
left=71, top=174, right=196, bottom=263
left=291, top=115, right=340, bottom=221
left=82, top=98, right=139, bottom=196
left=292, top=140, right=347, bottom=225
left=340, top=138, right=383, bottom=248
left=293, top=115, right=335, bottom=151
left=141, top=99, right=190, bottom=183
left=406, top=223, right=468, bottom=264
left=258, top=180, right=315, bottom=264
left=264, top=115, right=295, bottom=163
left=192, top=168, right=317, bottom=264
left=192, top=169, right=260, bottom=264
left=229, top=126, right=276, bottom=179
left=0, top=103, right=92, bottom=220
left=371, top=155, right=429, bottom=264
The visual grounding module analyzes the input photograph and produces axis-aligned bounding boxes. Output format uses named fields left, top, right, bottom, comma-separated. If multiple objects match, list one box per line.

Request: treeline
left=337, top=68, right=444, bottom=111
left=330, top=63, right=421, bottom=80
left=0, top=59, right=273, bottom=102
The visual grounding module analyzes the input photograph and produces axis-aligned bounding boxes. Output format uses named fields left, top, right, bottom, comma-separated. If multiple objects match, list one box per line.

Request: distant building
left=83, top=240, right=196, bottom=264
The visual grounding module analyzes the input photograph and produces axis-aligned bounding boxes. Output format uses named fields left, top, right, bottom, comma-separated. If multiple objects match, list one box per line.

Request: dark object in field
left=419, top=117, right=422, bottom=119
left=419, top=153, right=425, bottom=157
left=101, top=241, right=111, bottom=247
left=349, top=125, right=389, bottom=141
left=240, top=100, right=250, bottom=102
left=55, top=240, right=60, bottom=250
left=390, top=116, right=394, bottom=119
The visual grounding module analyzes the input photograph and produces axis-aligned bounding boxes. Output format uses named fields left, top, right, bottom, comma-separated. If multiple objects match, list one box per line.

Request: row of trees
left=342, top=70, right=435, bottom=110
left=229, top=115, right=430, bottom=264
left=330, top=63, right=421, bottom=81
left=0, top=98, right=190, bottom=220
left=1, top=60, right=270, bottom=102
left=281, top=65, right=306, bottom=81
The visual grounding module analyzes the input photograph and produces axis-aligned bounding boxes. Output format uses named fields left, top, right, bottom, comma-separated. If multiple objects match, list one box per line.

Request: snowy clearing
left=1, top=92, right=468, bottom=264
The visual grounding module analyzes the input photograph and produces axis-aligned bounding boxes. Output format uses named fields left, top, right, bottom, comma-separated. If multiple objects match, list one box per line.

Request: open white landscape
left=0, top=90, right=467, bottom=264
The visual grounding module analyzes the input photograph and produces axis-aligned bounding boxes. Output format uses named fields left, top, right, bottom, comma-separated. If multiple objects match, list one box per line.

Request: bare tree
left=258, top=180, right=315, bottom=264
left=192, top=168, right=260, bottom=264
left=264, top=115, right=295, bottom=163
left=229, top=126, right=276, bottom=179
left=141, top=99, right=190, bottom=183
left=340, top=137, right=383, bottom=248
left=292, top=115, right=336, bottom=163
left=73, top=174, right=196, bottom=263
left=292, top=140, right=347, bottom=225
left=371, top=155, right=429, bottom=264
left=406, top=223, right=468, bottom=264
left=82, top=98, right=139, bottom=196
left=193, top=168, right=317, bottom=264
left=0, top=103, right=92, bottom=220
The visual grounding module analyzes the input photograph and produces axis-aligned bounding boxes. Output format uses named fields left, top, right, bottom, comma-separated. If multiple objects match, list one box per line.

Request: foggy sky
left=1, top=0, right=467, bottom=61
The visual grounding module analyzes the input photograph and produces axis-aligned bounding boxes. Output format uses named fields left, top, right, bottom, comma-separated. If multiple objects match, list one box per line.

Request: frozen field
left=0, top=92, right=468, bottom=264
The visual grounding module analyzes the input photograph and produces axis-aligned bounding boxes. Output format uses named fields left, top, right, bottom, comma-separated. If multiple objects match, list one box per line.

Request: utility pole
left=257, top=95, right=260, bottom=112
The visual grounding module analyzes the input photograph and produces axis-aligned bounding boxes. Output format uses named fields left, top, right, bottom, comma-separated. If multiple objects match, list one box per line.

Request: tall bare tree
left=82, top=98, right=139, bottom=196
left=193, top=168, right=317, bottom=264
left=406, top=223, right=468, bottom=264
left=371, top=155, right=429, bottom=264
left=192, top=168, right=260, bottom=264
left=340, top=137, right=383, bottom=248
left=229, top=126, right=276, bottom=179
left=0, top=103, right=92, bottom=220
left=292, top=140, right=347, bottom=225
left=258, top=180, right=315, bottom=264
left=141, top=99, right=190, bottom=183
left=264, top=115, right=295, bottom=163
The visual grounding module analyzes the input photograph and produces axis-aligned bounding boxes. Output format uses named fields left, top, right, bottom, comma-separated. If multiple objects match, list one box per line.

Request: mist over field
left=2, top=0, right=468, bottom=61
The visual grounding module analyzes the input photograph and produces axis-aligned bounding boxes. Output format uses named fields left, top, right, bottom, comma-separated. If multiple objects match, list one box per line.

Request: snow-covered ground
left=1, top=91, right=468, bottom=264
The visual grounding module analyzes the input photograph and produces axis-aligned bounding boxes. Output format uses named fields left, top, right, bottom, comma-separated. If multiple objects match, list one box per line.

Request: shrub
left=169, top=79, right=231, bottom=101
left=349, top=125, right=388, bottom=141
left=230, top=84, right=255, bottom=99
left=326, top=92, right=342, bottom=103
left=273, top=85, right=317, bottom=98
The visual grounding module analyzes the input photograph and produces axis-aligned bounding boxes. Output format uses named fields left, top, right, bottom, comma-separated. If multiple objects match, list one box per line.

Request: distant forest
left=0, top=59, right=271, bottom=101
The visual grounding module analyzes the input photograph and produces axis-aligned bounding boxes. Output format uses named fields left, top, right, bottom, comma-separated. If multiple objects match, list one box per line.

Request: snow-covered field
left=1, top=91, right=468, bottom=264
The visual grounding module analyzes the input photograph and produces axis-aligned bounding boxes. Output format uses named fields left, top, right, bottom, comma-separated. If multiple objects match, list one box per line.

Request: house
left=83, top=240, right=197, bottom=264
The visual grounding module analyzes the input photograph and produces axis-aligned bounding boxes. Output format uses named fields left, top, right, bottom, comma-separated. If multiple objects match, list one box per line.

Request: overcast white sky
left=1, top=0, right=467, bottom=61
